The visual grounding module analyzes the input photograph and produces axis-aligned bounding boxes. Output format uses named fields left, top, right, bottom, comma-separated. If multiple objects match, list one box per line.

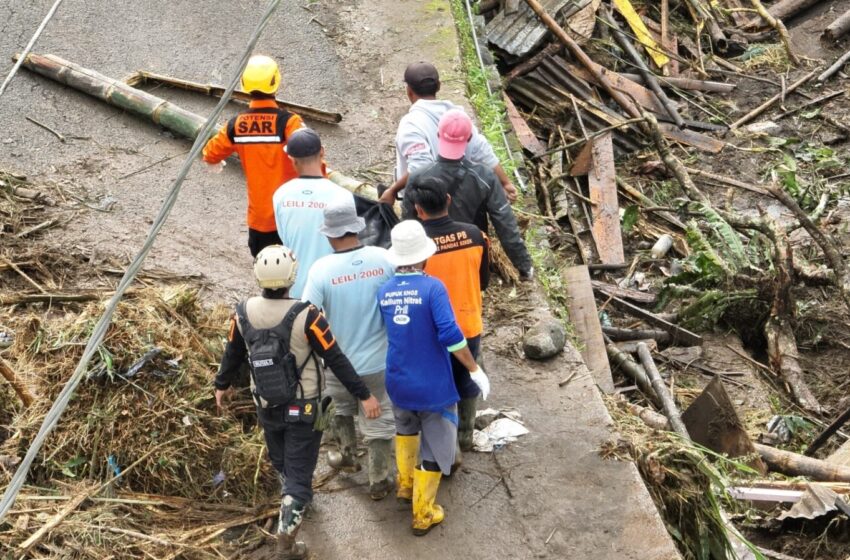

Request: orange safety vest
left=203, top=99, right=305, bottom=233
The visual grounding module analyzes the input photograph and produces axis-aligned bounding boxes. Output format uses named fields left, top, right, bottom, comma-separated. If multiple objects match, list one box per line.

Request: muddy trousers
left=258, top=405, right=323, bottom=505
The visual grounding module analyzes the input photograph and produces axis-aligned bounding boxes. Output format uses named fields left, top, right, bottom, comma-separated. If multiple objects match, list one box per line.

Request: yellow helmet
left=241, top=55, right=281, bottom=95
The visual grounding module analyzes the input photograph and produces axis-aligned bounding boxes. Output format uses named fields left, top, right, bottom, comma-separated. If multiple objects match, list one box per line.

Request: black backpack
left=236, top=300, right=314, bottom=406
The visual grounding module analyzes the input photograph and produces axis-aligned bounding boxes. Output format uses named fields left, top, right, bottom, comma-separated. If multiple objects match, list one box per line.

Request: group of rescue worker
left=209, top=54, right=532, bottom=559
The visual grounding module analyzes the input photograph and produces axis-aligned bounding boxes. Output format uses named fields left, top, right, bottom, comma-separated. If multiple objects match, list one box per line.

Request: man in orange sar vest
left=203, top=55, right=319, bottom=257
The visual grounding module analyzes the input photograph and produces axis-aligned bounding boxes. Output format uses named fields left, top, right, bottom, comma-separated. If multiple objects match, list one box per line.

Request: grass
left=448, top=0, right=516, bottom=177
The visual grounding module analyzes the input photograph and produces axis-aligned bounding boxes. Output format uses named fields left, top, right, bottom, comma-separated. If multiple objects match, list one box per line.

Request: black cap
left=285, top=128, right=322, bottom=158
left=403, top=62, right=440, bottom=94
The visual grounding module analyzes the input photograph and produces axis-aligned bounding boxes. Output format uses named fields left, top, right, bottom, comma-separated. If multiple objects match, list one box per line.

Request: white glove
left=469, top=367, right=490, bottom=401
left=203, top=160, right=226, bottom=174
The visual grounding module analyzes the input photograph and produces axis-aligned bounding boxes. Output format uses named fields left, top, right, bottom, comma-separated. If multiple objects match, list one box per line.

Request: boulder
left=522, top=317, right=567, bottom=360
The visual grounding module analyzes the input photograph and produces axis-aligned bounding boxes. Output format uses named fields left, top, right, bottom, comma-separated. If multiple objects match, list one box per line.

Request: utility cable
left=0, top=0, right=282, bottom=523
left=0, top=0, right=65, bottom=98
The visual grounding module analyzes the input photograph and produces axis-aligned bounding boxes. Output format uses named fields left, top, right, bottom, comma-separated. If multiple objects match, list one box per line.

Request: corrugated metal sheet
left=778, top=484, right=840, bottom=521
left=486, top=0, right=573, bottom=57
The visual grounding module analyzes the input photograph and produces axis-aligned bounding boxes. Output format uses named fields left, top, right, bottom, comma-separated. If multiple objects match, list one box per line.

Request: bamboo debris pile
left=0, top=285, right=287, bottom=558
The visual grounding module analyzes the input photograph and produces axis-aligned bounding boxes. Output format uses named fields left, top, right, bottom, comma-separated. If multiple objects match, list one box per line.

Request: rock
left=522, top=318, right=567, bottom=360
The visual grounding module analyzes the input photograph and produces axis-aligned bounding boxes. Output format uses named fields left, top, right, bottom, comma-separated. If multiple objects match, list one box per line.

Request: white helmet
left=254, top=245, right=298, bottom=289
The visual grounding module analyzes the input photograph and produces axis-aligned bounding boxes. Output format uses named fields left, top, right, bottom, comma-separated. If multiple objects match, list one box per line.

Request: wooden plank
left=587, top=133, right=624, bottom=265
left=563, top=265, right=614, bottom=393
left=502, top=93, right=546, bottom=156
left=568, top=141, right=593, bottom=176
left=605, top=294, right=704, bottom=346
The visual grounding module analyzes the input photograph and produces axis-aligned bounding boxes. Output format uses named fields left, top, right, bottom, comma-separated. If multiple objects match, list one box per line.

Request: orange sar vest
left=203, top=99, right=306, bottom=233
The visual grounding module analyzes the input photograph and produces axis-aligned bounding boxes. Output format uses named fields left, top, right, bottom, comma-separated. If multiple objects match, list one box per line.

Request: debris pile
left=477, top=0, right=850, bottom=557
left=0, top=175, right=281, bottom=557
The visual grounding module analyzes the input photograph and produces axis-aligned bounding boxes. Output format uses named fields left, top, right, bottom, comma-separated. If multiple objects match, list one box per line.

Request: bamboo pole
left=824, top=8, right=850, bottom=40
left=756, top=443, right=850, bottom=482
left=605, top=340, right=661, bottom=407
left=729, top=71, right=816, bottom=129
left=619, top=73, right=735, bottom=93
left=767, top=0, right=822, bottom=21
left=521, top=0, right=642, bottom=119
left=637, top=342, right=690, bottom=438
left=15, top=53, right=206, bottom=140
left=818, top=49, right=850, bottom=82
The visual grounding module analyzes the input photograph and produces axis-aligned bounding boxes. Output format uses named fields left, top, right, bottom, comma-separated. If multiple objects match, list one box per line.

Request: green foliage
left=766, top=138, right=847, bottom=211
left=622, top=205, right=640, bottom=233
left=449, top=0, right=515, bottom=176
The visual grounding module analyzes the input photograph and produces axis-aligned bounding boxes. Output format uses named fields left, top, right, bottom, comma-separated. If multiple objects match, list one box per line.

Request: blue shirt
left=272, top=177, right=354, bottom=298
left=302, top=246, right=394, bottom=376
left=378, top=272, right=465, bottom=411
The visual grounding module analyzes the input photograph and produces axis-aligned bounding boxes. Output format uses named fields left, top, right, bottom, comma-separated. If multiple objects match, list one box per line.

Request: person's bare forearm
left=494, top=164, right=510, bottom=187
left=380, top=172, right=409, bottom=202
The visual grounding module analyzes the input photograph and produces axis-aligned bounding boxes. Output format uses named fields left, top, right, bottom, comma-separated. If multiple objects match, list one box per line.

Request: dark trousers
left=248, top=228, right=283, bottom=258
left=450, top=336, right=481, bottom=399
left=258, top=405, right=323, bottom=504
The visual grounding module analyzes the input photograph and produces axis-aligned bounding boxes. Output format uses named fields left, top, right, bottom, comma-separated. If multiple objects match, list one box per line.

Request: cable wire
left=0, top=0, right=66, bottom=98
left=0, top=0, right=282, bottom=523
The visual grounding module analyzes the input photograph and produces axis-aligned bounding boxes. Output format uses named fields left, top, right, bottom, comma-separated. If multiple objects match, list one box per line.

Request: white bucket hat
left=387, top=220, right=437, bottom=267
left=319, top=196, right=365, bottom=238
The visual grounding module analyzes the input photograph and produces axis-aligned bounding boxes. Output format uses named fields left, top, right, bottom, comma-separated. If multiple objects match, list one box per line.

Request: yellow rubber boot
left=395, top=435, right=419, bottom=503
left=412, top=468, right=445, bottom=536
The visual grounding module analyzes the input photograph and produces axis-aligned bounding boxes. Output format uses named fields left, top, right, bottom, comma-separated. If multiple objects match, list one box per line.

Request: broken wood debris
left=563, top=265, right=614, bottom=392
left=823, top=7, right=850, bottom=41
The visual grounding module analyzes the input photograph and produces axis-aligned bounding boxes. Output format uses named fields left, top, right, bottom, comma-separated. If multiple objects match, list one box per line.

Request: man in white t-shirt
left=302, top=198, right=396, bottom=500
left=273, top=128, right=353, bottom=299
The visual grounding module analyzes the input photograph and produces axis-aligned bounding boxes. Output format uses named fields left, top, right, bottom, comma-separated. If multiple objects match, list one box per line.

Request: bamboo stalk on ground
left=605, top=340, right=661, bottom=407
left=730, top=71, right=816, bottom=129
left=818, top=49, right=850, bottom=82
left=749, top=0, right=800, bottom=64
left=823, top=8, right=850, bottom=41
left=766, top=0, right=821, bottom=21
left=637, top=343, right=690, bottom=437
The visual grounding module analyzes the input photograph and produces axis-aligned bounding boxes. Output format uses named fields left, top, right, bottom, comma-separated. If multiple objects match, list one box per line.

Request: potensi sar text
left=433, top=230, right=473, bottom=251
left=237, top=113, right=275, bottom=134
left=331, top=267, right=387, bottom=286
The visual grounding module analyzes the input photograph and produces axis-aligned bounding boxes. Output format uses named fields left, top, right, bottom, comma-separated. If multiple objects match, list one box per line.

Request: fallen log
left=0, top=289, right=139, bottom=306
left=637, top=342, right=689, bottom=437
left=613, top=339, right=658, bottom=353
left=0, top=356, right=35, bottom=408
left=755, top=443, right=850, bottom=482
left=522, top=0, right=642, bottom=119
left=823, top=8, right=850, bottom=41
left=766, top=0, right=822, bottom=21
left=730, top=70, right=816, bottom=129
left=602, top=326, right=671, bottom=343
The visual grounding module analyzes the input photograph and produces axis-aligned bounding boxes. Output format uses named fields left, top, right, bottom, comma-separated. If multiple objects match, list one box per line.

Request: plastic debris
left=473, top=408, right=530, bottom=452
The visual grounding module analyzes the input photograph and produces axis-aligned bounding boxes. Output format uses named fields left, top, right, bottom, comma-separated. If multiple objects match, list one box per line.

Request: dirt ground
left=0, top=0, right=682, bottom=558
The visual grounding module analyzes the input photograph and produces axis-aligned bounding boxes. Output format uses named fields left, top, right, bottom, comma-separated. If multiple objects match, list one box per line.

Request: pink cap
left=437, top=109, right=473, bottom=160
